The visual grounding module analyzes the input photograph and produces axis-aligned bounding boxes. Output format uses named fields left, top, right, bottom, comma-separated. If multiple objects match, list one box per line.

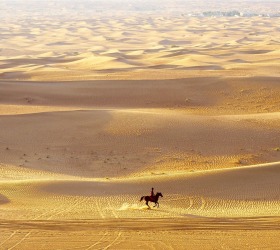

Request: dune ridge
left=1, top=15, right=279, bottom=81
left=1, top=76, right=280, bottom=248
left=0, top=7, right=280, bottom=249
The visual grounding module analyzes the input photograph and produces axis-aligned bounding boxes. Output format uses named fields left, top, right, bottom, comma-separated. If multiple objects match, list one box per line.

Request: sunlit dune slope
left=0, top=16, right=279, bottom=80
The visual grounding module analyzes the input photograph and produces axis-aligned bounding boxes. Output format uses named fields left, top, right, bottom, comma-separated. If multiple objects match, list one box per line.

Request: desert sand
left=0, top=1, right=280, bottom=249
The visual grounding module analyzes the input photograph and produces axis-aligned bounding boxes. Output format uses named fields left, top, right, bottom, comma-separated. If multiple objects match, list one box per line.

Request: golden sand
left=0, top=10, right=280, bottom=249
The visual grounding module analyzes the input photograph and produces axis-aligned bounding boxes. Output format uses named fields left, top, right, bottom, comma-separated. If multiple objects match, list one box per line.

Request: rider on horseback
left=150, top=187, right=155, bottom=201
left=140, top=189, right=163, bottom=208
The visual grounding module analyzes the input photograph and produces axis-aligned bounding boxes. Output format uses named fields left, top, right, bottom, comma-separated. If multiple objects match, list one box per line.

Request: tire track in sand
left=81, top=198, right=120, bottom=250
left=7, top=231, right=31, bottom=250
left=46, top=196, right=90, bottom=220
left=93, top=198, right=121, bottom=249
left=188, top=196, right=194, bottom=210
left=64, top=231, right=110, bottom=250
left=2, top=197, right=90, bottom=249
left=0, top=231, right=17, bottom=248
left=83, top=232, right=109, bottom=250
left=95, top=198, right=105, bottom=219
left=107, top=197, right=119, bottom=219
left=200, top=196, right=206, bottom=211
left=158, top=240, right=175, bottom=250
left=100, top=231, right=122, bottom=250
left=33, top=198, right=68, bottom=220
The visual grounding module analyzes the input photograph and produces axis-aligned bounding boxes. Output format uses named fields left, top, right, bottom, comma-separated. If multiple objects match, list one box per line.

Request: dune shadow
left=0, top=194, right=10, bottom=205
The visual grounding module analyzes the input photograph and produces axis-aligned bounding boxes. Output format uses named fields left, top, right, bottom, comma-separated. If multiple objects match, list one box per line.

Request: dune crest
left=0, top=2, right=280, bottom=248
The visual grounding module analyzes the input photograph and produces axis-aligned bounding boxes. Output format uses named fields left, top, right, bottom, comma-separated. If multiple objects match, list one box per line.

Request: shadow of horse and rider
left=140, top=187, right=163, bottom=209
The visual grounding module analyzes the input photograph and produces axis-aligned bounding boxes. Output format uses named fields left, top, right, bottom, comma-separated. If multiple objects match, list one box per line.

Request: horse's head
left=156, top=192, right=163, bottom=197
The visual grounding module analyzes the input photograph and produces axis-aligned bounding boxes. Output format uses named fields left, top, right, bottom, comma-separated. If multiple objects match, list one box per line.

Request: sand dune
left=1, top=75, right=279, bottom=248
left=0, top=6, right=280, bottom=249
left=0, top=160, right=279, bottom=248
left=1, top=15, right=279, bottom=80
left=0, top=107, right=279, bottom=177
left=1, top=160, right=280, bottom=219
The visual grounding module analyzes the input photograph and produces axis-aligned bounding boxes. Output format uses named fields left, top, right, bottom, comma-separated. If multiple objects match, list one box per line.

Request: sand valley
left=0, top=0, right=280, bottom=249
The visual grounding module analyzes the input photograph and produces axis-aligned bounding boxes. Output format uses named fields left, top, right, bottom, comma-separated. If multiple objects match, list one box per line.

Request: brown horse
left=140, top=192, right=163, bottom=208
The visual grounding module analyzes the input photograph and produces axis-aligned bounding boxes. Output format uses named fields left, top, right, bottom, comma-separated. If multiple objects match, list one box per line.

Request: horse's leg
left=146, top=200, right=150, bottom=209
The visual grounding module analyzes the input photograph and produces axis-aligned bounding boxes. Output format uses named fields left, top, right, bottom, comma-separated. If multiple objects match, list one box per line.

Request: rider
left=150, top=187, right=155, bottom=201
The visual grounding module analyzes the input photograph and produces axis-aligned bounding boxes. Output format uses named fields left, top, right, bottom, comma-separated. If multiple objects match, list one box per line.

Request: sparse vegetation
left=185, top=98, right=191, bottom=103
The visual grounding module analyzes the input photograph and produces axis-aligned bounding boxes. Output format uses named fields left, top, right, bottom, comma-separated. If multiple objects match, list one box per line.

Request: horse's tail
left=140, top=196, right=145, bottom=202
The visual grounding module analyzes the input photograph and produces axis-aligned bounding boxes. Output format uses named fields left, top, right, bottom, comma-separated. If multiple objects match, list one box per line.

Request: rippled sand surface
left=1, top=1, right=280, bottom=249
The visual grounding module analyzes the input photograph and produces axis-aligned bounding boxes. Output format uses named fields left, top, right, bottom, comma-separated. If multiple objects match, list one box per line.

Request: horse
left=140, top=192, right=163, bottom=208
